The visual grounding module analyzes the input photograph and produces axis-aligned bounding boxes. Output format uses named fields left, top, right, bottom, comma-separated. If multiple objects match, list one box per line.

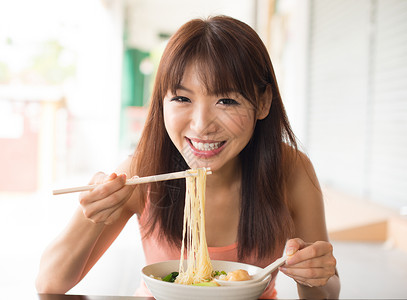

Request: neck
left=205, top=158, right=242, bottom=196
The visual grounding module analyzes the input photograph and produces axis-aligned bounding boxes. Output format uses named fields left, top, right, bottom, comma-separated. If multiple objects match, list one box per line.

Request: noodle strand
left=175, top=168, right=213, bottom=284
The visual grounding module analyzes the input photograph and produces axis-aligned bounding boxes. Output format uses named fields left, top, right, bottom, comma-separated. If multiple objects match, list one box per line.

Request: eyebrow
left=175, top=84, right=194, bottom=94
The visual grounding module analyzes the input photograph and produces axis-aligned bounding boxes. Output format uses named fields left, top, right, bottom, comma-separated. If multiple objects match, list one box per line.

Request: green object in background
left=121, top=48, right=149, bottom=107
left=120, top=48, right=150, bottom=148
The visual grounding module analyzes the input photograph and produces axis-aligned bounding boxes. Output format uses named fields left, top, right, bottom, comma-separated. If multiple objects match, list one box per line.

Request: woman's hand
left=279, top=238, right=337, bottom=288
left=78, top=172, right=135, bottom=225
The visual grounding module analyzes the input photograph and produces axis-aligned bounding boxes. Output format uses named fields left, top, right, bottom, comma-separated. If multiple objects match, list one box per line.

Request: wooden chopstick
left=52, top=168, right=212, bottom=195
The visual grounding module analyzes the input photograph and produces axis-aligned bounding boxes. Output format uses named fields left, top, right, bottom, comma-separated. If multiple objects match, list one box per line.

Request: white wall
left=125, top=0, right=256, bottom=51
left=66, top=0, right=124, bottom=175
left=304, top=0, right=407, bottom=211
left=266, top=0, right=310, bottom=145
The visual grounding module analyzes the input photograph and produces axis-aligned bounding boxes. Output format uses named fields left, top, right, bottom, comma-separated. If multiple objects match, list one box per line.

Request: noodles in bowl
left=141, top=168, right=270, bottom=299
left=142, top=260, right=271, bottom=300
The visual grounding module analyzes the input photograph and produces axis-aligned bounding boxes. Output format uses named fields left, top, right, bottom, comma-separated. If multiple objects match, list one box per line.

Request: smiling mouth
left=186, top=138, right=226, bottom=154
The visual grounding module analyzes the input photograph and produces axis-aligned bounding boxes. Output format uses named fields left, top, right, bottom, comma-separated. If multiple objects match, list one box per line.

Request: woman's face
left=163, top=64, right=258, bottom=171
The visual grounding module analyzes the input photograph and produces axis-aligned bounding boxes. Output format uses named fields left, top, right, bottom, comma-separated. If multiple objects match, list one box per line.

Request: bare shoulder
left=115, top=155, right=144, bottom=216
left=282, top=145, right=328, bottom=241
left=283, top=146, right=321, bottom=195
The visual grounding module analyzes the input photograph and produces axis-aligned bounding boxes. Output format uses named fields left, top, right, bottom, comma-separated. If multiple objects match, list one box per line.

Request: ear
left=257, top=84, right=272, bottom=120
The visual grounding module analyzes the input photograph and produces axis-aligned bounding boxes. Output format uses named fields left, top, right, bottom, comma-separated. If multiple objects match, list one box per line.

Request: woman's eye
left=170, top=96, right=191, bottom=103
left=217, top=98, right=239, bottom=105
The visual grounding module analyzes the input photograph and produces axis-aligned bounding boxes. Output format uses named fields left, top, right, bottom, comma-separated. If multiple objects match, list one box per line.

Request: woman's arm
left=36, top=205, right=132, bottom=293
left=280, top=151, right=340, bottom=299
left=36, top=158, right=141, bottom=293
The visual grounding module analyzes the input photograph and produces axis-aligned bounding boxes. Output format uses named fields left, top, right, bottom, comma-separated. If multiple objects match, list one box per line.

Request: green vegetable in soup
left=158, top=270, right=226, bottom=285
left=212, top=270, right=227, bottom=277
left=162, top=272, right=179, bottom=282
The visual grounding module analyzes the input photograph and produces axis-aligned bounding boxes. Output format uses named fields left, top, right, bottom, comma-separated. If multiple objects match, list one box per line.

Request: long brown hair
left=131, top=15, right=296, bottom=260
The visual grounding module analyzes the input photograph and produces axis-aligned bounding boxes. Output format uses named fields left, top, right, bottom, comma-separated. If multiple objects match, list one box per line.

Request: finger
left=87, top=183, right=134, bottom=224
left=82, top=184, right=134, bottom=220
left=81, top=172, right=116, bottom=203
left=88, top=172, right=120, bottom=188
left=286, top=241, right=333, bottom=265
left=281, top=270, right=332, bottom=287
left=280, top=267, right=335, bottom=282
left=285, top=238, right=308, bottom=256
left=286, top=251, right=336, bottom=270
left=103, top=172, right=118, bottom=183
left=81, top=173, right=127, bottom=204
left=283, top=254, right=330, bottom=269
left=280, top=264, right=334, bottom=279
left=88, top=172, right=109, bottom=185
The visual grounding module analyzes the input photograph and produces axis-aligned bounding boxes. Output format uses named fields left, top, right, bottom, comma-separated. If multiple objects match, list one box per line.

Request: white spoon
left=214, top=255, right=287, bottom=286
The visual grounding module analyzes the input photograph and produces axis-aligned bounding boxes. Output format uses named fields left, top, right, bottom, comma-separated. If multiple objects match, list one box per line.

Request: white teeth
left=191, top=140, right=222, bottom=151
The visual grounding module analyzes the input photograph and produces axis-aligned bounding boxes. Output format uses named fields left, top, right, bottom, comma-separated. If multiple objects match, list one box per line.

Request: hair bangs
left=194, top=53, right=255, bottom=103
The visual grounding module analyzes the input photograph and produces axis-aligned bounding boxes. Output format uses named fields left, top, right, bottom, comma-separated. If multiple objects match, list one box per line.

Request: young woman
left=36, top=16, right=340, bottom=299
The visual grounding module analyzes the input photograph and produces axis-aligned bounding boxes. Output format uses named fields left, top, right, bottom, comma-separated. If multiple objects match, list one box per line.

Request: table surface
left=37, top=294, right=286, bottom=300
left=37, top=295, right=155, bottom=300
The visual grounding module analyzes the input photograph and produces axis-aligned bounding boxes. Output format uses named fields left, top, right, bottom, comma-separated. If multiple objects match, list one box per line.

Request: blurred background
left=0, top=0, right=406, bottom=298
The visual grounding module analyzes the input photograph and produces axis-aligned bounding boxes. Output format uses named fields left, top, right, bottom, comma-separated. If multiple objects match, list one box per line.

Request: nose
left=190, top=103, right=219, bottom=136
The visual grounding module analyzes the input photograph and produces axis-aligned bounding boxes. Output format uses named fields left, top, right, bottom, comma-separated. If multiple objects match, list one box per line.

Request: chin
left=186, top=160, right=213, bottom=170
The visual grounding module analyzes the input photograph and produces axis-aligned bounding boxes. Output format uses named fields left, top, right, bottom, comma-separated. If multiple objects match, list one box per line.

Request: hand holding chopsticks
left=53, top=168, right=212, bottom=195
